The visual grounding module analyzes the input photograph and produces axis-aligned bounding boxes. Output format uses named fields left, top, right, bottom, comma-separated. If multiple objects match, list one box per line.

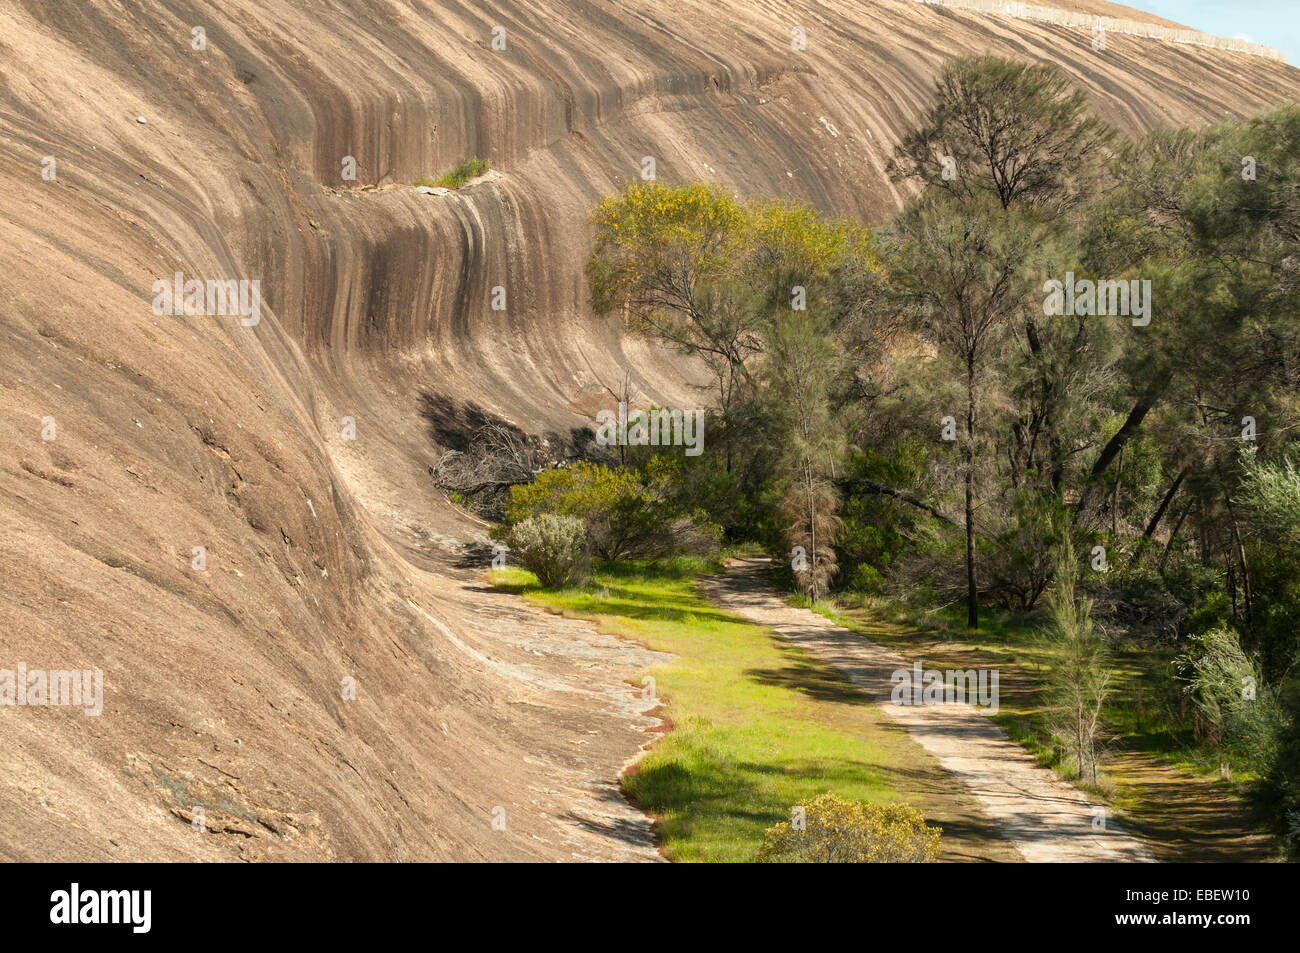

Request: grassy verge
left=490, top=558, right=1018, bottom=862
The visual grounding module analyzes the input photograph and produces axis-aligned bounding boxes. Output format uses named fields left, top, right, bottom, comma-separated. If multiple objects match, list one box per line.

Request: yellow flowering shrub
left=757, top=793, right=941, bottom=863
left=587, top=181, right=747, bottom=316
left=586, top=181, right=881, bottom=323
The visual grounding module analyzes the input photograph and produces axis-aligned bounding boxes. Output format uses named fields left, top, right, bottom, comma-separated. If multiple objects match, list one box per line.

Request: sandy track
left=699, top=559, right=1153, bottom=862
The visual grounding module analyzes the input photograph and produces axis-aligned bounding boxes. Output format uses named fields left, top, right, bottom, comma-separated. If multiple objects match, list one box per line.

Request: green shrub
left=984, top=489, right=1067, bottom=610
left=757, top=793, right=941, bottom=862
left=1175, top=626, right=1285, bottom=768
left=422, top=157, right=491, bottom=190
left=834, top=445, right=931, bottom=593
left=505, top=514, right=589, bottom=588
left=846, top=562, right=886, bottom=594
left=1041, top=537, right=1113, bottom=786
left=503, top=460, right=720, bottom=561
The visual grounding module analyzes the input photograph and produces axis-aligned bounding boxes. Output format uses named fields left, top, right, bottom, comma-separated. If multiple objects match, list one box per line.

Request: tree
left=589, top=185, right=881, bottom=478
left=887, top=55, right=1113, bottom=215
left=1077, top=107, right=1300, bottom=523
left=1174, top=626, right=1282, bottom=779
left=588, top=182, right=760, bottom=472
left=766, top=309, right=845, bottom=600
left=889, top=192, right=1030, bottom=627
left=892, top=54, right=1115, bottom=514
left=1042, top=536, right=1112, bottom=786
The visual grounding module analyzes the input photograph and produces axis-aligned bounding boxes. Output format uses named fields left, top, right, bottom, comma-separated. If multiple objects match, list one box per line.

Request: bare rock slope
left=0, top=0, right=1296, bottom=860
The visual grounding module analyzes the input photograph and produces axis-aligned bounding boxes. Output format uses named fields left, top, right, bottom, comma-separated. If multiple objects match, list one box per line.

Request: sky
left=1128, top=0, right=1300, bottom=65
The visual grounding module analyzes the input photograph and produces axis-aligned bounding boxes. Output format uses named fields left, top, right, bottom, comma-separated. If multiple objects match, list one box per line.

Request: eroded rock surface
left=1, top=0, right=1296, bottom=860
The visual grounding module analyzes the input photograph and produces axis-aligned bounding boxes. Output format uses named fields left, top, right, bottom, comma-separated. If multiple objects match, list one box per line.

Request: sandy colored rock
left=0, top=0, right=1296, bottom=860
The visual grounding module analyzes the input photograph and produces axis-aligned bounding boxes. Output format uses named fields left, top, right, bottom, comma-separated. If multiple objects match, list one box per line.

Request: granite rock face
left=0, top=0, right=1295, bottom=860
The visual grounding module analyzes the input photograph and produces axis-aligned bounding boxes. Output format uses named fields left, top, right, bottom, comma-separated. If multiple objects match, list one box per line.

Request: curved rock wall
left=0, top=0, right=1295, bottom=859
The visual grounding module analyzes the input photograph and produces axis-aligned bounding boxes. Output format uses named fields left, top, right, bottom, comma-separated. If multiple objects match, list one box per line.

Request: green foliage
left=767, top=310, right=845, bottom=600
left=889, top=191, right=1038, bottom=337
left=1240, top=447, right=1300, bottom=539
left=505, top=462, right=651, bottom=561
left=1172, top=623, right=1295, bottom=856
left=1238, top=445, right=1300, bottom=677
left=505, top=515, right=589, bottom=588
left=835, top=445, right=932, bottom=591
left=587, top=181, right=748, bottom=318
left=1261, top=695, right=1300, bottom=859
left=745, top=197, right=877, bottom=307
left=1241, top=544, right=1300, bottom=680
left=1174, top=627, right=1283, bottom=769
left=503, top=460, right=720, bottom=561
left=1041, top=537, right=1113, bottom=785
left=588, top=183, right=879, bottom=319
left=420, top=157, right=490, bottom=190
left=757, top=794, right=941, bottom=863
left=566, top=71, right=1300, bottom=856
left=887, top=54, right=1113, bottom=214
left=984, top=490, right=1068, bottom=610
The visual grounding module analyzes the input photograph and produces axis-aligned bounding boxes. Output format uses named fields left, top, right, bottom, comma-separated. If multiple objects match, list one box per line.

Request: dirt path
left=699, top=559, right=1153, bottom=862
left=1105, top=751, right=1271, bottom=862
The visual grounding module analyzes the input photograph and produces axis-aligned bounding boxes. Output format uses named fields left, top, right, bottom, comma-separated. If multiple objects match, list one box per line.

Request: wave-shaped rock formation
left=913, top=0, right=1285, bottom=61
left=1, top=0, right=1296, bottom=860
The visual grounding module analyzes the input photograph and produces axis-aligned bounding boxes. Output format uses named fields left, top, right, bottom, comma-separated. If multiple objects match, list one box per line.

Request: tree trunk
left=1160, top=499, right=1192, bottom=574
left=1023, top=316, right=1065, bottom=499
left=1143, top=466, right=1189, bottom=540
left=1225, top=496, right=1255, bottom=633
left=965, top=355, right=979, bottom=630
left=806, top=462, right=818, bottom=601
left=1111, top=445, right=1123, bottom=537
left=836, top=478, right=954, bottom=525
left=1076, top=385, right=1160, bottom=517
